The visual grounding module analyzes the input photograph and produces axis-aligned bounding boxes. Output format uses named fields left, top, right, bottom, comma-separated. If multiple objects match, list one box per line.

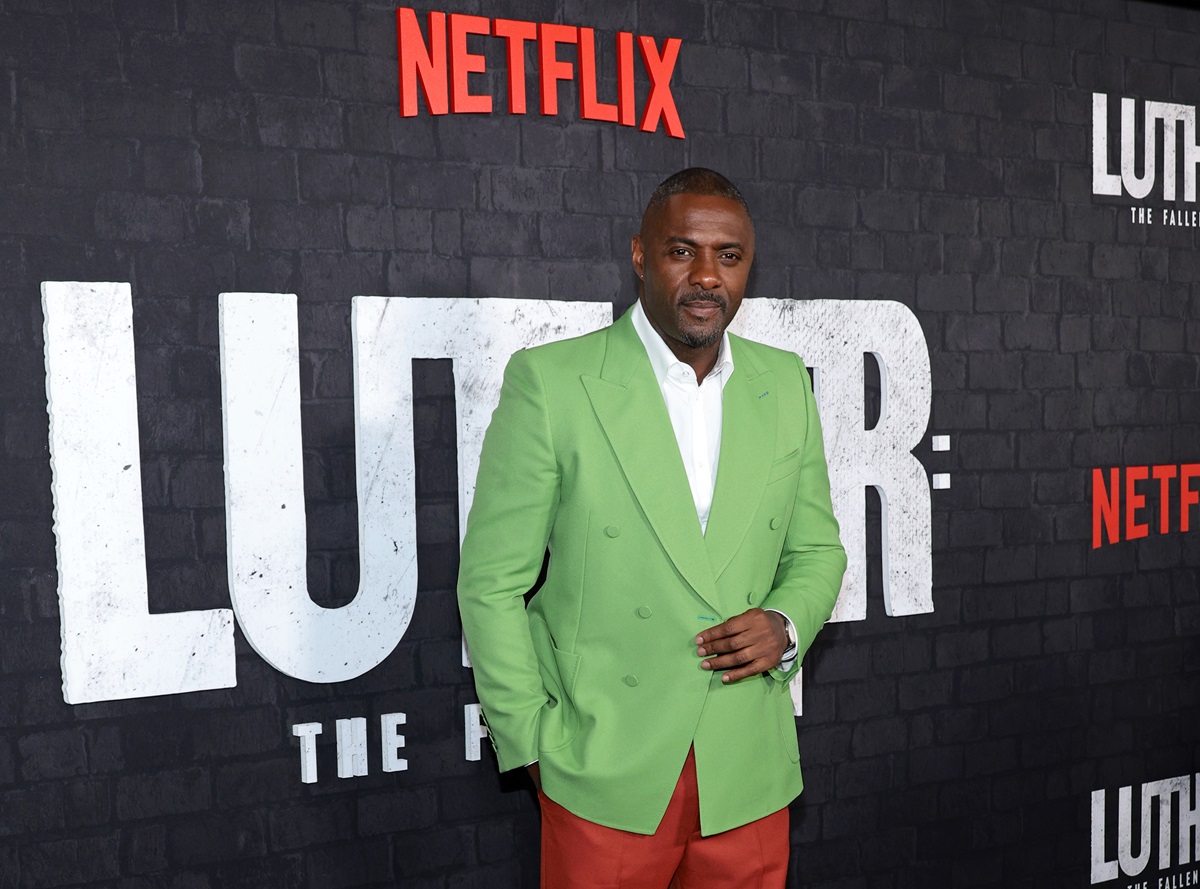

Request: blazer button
left=746, top=591, right=755, bottom=604
left=605, top=525, right=621, bottom=538
left=623, top=675, right=639, bottom=687
left=769, top=516, right=782, bottom=530
left=636, top=606, right=653, bottom=619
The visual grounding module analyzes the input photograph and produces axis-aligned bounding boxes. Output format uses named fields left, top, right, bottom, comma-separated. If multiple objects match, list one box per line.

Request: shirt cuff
left=764, top=608, right=798, bottom=670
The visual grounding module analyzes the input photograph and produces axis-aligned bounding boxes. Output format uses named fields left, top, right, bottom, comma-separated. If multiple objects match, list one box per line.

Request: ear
left=631, top=235, right=644, bottom=279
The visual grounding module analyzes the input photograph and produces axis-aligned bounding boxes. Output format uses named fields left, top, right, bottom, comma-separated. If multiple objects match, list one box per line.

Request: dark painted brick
left=468, top=257, right=549, bottom=300
left=779, top=12, right=843, bottom=55
left=727, top=91, right=793, bottom=136
left=280, top=1, right=356, bottom=49
left=269, top=800, right=354, bottom=852
left=998, top=83, right=1056, bottom=123
left=235, top=45, right=321, bottom=96
left=943, top=74, right=998, bottom=117
left=563, top=170, right=637, bottom=216
left=359, top=786, right=440, bottom=835
left=95, top=192, right=189, bottom=242
left=712, top=2, right=777, bottom=49
left=686, top=132, right=757, bottom=181
left=920, top=110, right=977, bottom=153
left=127, top=33, right=235, bottom=89
left=1004, top=160, right=1056, bottom=199
left=346, top=105, right=438, bottom=158
left=846, top=21, right=904, bottom=61
left=824, top=145, right=884, bottom=187
left=1039, top=241, right=1089, bottom=277
left=681, top=43, right=749, bottom=90
left=521, top=122, right=600, bottom=170
left=819, top=59, right=882, bottom=105
left=748, top=52, right=815, bottom=96
left=257, top=97, right=342, bottom=149
left=640, top=0, right=708, bottom=40
left=184, top=0, right=274, bottom=39
left=253, top=203, right=342, bottom=250
left=797, top=187, right=858, bottom=229
left=440, top=116, right=521, bottom=166
left=964, top=36, right=1022, bottom=77
left=884, top=65, right=940, bottom=110
left=539, top=213, right=611, bottom=258
left=859, top=190, right=917, bottom=231
left=760, top=138, right=821, bottom=184
left=487, top=168, right=561, bottom=213
left=205, top=147, right=297, bottom=200
left=325, top=52, right=395, bottom=104
left=861, top=107, right=919, bottom=147
left=17, top=728, right=86, bottom=781
left=195, top=93, right=256, bottom=144
left=144, top=141, right=202, bottom=194
left=169, top=810, right=269, bottom=866
left=20, top=835, right=120, bottom=884
left=30, top=133, right=135, bottom=189
left=946, top=314, right=1000, bottom=351
left=115, top=768, right=211, bottom=820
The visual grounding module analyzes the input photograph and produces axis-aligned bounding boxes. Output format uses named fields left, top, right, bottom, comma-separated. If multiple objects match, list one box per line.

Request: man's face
left=631, top=193, right=755, bottom=355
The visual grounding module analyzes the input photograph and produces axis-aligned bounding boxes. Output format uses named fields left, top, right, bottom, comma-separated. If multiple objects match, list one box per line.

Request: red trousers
left=538, top=748, right=789, bottom=889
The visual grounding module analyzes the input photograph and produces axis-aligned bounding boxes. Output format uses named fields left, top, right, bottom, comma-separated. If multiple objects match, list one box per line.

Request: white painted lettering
left=292, top=722, right=323, bottom=784
left=464, top=703, right=489, bottom=762
left=335, top=716, right=369, bottom=778
left=381, top=712, right=408, bottom=773
left=42, top=282, right=235, bottom=704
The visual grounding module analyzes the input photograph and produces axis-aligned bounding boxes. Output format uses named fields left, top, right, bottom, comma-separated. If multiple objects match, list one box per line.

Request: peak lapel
left=580, top=314, right=719, bottom=610
left=704, top=339, right=777, bottom=582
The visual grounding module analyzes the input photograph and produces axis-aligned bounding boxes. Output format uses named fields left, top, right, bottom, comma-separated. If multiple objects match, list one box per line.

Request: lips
left=679, top=293, right=727, bottom=322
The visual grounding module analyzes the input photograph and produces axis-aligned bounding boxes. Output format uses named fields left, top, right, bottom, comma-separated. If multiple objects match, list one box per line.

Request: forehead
left=643, top=193, right=754, bottom=244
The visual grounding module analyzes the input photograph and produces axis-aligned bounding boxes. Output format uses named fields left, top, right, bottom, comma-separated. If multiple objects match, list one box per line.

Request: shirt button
left=769, top=517, right=782, bottom=530
left=746, top=591, right=755, bottom=604
left=623, top=675, right=639, bottom=687
left=636, top=606, right=653, bottom=619
left=605, top=525, right=620, bottom=538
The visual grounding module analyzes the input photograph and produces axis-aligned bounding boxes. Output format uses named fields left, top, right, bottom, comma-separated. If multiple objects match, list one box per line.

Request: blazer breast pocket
left=766, top=448, right=802, bottom=484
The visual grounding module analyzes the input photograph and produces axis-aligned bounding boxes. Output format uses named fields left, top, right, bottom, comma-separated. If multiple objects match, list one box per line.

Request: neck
left=642, top=309, right=720, bottom=382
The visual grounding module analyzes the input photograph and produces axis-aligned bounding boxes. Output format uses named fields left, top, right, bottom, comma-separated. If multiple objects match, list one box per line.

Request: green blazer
left=457, top=307, right=846, bottom=836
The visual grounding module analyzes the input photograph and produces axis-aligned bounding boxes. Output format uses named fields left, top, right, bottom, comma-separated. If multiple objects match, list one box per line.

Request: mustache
left=679, top=292, right=728, bottom=310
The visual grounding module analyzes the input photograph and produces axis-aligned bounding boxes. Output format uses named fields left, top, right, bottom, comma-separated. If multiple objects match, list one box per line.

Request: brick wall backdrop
left=1, top=0, right=1198, bottom=887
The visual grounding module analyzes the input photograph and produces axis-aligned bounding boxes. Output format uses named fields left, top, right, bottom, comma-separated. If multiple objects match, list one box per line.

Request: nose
left=689, top=250, right=722, bottom=291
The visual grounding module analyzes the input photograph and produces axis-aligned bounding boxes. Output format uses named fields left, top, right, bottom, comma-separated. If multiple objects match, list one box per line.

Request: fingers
left=695, top=608, right=787, bottom=683
left=695, top=613, right=752, bottom=648
left=716, top=658, right=777, bottom=684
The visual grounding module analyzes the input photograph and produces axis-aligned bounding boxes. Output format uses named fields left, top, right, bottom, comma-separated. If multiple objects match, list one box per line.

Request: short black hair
left=643, top=167, right=751, bottom=219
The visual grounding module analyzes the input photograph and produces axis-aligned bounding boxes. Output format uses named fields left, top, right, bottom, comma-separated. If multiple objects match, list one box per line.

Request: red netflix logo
left=395, top=8, right=685, bottom=139
left=1091, top=464, right=1200, bottom=548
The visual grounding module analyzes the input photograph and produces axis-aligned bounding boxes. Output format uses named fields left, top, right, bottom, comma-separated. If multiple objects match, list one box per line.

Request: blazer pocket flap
left=767, top=448, right=802, bottom=484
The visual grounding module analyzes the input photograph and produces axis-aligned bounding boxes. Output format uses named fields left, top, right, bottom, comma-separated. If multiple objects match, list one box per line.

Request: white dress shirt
left=630, top=300, right=731, bottom=533
left=630, top=301, right=797, bottom=668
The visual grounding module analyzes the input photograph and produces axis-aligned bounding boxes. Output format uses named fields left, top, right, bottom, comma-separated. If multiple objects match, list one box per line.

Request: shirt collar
left=630, top=300, right=734, bottom=388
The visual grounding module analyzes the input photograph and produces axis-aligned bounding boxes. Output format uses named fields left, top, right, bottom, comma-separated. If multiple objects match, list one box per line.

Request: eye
left=720, top=252, right=741, bottom=262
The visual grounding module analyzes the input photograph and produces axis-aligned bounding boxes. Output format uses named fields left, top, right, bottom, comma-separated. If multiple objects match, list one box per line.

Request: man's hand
left=527, top=761, right=542, bottom=792
left=695, top=608, right=788, bottom=683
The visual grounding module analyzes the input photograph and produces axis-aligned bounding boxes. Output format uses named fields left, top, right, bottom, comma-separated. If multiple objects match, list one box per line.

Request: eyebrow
left=664, top=236, right=746, bottom=250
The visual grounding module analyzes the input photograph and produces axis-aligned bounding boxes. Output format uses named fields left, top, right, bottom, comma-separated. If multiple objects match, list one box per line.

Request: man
left=457, top=168, right=846, bottom=888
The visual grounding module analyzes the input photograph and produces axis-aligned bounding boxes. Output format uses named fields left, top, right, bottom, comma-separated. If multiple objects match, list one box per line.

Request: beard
left=675, top=292, right=729, bottom=348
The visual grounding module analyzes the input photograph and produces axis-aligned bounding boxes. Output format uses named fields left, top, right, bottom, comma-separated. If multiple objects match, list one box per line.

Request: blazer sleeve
left=457, top=349, right=561, bottom=772
left=762, top=354, right=847, bottom=681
